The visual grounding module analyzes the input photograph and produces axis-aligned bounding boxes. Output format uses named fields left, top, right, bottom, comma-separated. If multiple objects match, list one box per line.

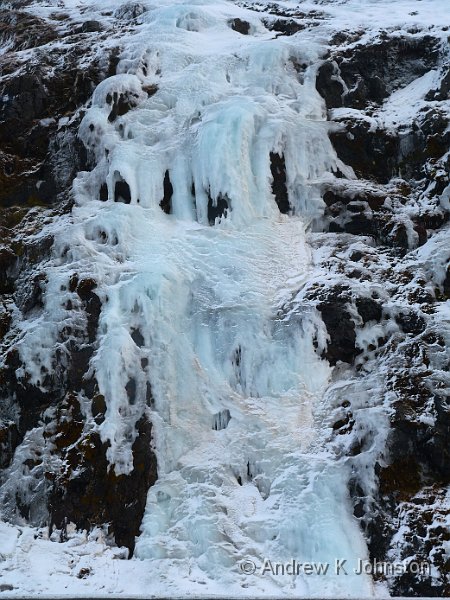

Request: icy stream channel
left=15, top=0, right=375, bottom=595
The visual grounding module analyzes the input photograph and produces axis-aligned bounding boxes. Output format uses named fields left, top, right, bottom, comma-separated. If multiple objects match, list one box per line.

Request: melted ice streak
left=19, top=0, right=373, bottom=595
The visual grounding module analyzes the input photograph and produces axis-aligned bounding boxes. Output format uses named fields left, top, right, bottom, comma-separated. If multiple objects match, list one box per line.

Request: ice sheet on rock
left=377, top=70, right=440, bottom=129
left=9, top=0, right=372, bottom=595
left=75, top=1, right=371, bottom=594
left=21, top=0, right=346, bottom=473
left=78, top=31, right=341, bottom=227
left=10, top=0, right=450, bottom=596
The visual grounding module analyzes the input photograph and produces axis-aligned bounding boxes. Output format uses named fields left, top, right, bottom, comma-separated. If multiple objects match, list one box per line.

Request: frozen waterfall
left=15, top=0, right=375, bottom=596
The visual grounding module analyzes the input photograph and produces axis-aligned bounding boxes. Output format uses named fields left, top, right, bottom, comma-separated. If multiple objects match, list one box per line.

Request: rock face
left=0, top=0, right=449, bottom=594
left=47, top=409, right=156, bottom=555
left=317, top=35, right=441, bottom=110
left=315, top=27, right=450, bottom=596
left=0, top=3, right=157, bottom=554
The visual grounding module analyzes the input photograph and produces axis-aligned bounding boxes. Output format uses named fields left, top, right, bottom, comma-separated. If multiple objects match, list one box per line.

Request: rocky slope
left=0, top=0, right=449, bottom=596
left=0, top=1, right=158, bottom=557
left=313, top=22, right=450, bottom=597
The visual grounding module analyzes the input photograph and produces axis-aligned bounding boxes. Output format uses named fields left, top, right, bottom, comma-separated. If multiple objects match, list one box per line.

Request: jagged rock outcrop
left=316, top=26, right=450, bottom=596
left=0, top=3, right=157, bottom=554
left=47, top=406, right=156, bottom=556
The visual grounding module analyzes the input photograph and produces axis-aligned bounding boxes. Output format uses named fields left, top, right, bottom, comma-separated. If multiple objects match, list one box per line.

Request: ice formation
left=2, top=0, right=449, bottom=595
left=10, top=1, right=373, bottom=595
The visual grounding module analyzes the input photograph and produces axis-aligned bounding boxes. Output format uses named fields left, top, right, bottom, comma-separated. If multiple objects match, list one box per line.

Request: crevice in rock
left=114, top=178, right=131, bottom=203
left=270, top=152, right=290, bottom=214
left=207, top=192, right=229, bottom=225
left=159, top=170, right=173, bottom=214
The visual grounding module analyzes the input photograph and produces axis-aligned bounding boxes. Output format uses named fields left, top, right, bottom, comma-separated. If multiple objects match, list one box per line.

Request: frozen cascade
left=14, top=0, right=375, bottom=596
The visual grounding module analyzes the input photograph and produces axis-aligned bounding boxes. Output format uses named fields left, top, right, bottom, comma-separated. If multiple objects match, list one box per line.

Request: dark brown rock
left=229, top=18, right=250, bottom=35
left=21, top=272, right=47, bottom=314
left=396, top=311, right=426, bottom=335
left=270, top=152, right=290, bottom=214
left=114, top=179, right=132, bottom=203
left=48, top=416, right=157, bottom=555
left=91, top=394, right=107, bottom=424
left=356, top=297, right=382, bottom=324
left=0, top=248, right=17, bottom=294
left=321, top=34, right=440, bottom=110
left=263, top=18, right=304, bottom=36
left=107, top=90, right=140, bottom=122
left=0, top=10, right=57, bottom=52
left=78, top=20, right=102, bottom=34
left=331, top=118, right=399, bottom=184
left=159, top=170, right=173, bottom=214
left=0, top=16, right=110, bottom=209
left=76, top=278, right=101, bottom=344
left=0, top=422, right=20, bottom=469
left=0, top=311, right=12, bottom=341
left=316, top=61, right=345, bottom=109
left=208, top=193, right=229, bottom=225
left=307, top=285, right=359, bottom=365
